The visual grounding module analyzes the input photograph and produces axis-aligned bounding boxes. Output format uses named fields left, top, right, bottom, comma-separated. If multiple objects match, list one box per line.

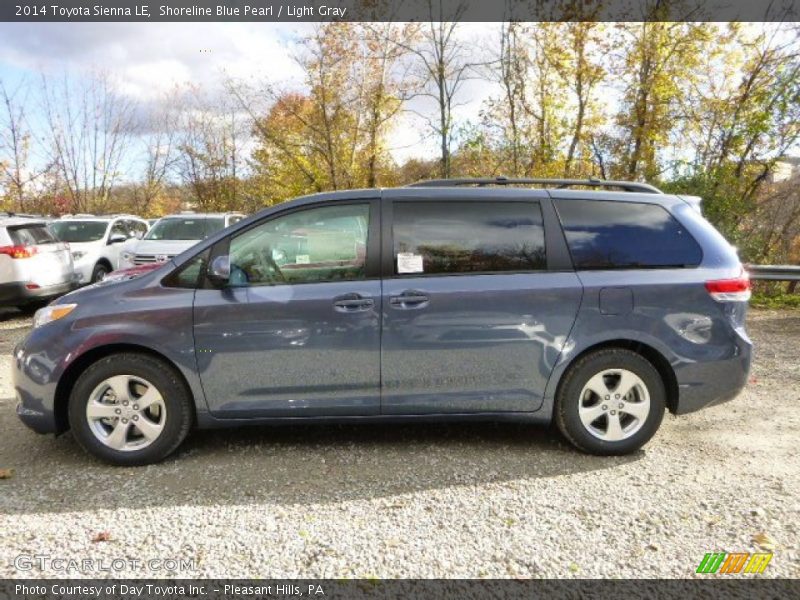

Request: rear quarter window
left=555, top=199, right=703, bottom=269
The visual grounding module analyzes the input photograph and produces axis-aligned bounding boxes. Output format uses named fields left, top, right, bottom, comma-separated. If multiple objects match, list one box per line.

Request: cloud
left=0, top=22, right=307, bottom=100
left=0, top=22, right=502, bottom=162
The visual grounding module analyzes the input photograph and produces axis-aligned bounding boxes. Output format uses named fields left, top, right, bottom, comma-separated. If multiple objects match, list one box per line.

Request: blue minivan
left=13, top=178, right=752, bottom=465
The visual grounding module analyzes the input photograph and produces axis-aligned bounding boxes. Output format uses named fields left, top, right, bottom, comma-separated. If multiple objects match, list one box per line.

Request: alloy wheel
left=85, top=375, right=167, bottom=452
left=578, top=368, right=651, bottom=442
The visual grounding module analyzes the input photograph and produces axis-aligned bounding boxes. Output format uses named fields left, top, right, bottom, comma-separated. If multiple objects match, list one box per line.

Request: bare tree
left=0, top=79, right=51, bottom=212
left=41, top=71, right=136, bottom=213
left=129, top=91, right=181, bottom=215
left=395, top=2, right=475, bottom=178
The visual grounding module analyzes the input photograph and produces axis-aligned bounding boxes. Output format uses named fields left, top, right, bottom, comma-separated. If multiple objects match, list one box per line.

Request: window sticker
left=397, top=252, right=424, bottom=274
left=295, top=254, right=310, bottom=265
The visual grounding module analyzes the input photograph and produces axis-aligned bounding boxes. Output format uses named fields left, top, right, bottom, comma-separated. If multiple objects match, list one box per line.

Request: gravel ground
left=0, top=306, right=798, bottom=579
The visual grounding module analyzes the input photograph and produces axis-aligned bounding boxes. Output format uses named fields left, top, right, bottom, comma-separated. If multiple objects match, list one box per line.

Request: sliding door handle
left=389, top=291, right=429, bottom=309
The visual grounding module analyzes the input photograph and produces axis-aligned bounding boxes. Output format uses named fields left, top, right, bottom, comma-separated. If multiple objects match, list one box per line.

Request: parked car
left=49, top=215, right=149, bottom=284
left=1, top=217, right=75, bottom=309
left=13, top=178, right=752, bottom=465
left=118, top=212, right=245, bottom=269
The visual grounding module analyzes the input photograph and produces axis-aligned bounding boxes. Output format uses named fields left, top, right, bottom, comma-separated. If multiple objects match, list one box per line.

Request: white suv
left=119, top=212, right=245, bottom=268
left=49, top=215, right=149, bottom=284
left=0, top=216, right=75, bottom=308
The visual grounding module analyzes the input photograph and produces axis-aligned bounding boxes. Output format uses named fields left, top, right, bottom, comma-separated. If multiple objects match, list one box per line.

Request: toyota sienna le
left=13, top=178, right=752, bottom=465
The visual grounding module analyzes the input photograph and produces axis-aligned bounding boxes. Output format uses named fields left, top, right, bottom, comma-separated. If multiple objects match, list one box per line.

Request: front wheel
left=68, top=353, right=193, bottom=466
left=555, top=348, right=666, bottom=455
left=90, top=263, right=109, bottom=283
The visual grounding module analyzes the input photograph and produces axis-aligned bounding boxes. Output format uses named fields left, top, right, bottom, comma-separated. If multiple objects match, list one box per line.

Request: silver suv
left=0, top=216, right=74, bottom=309
left=119, top=212, right=245, bottom=269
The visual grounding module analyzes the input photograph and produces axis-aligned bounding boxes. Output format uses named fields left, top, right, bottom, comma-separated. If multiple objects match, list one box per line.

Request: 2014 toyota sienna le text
left=13, top=178, right=753, bottom=465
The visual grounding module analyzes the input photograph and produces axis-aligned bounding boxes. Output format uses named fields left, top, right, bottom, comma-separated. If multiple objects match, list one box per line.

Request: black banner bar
left=1, top=0, right=800, bottom=23
left=3, top=579, right=800, bottom=600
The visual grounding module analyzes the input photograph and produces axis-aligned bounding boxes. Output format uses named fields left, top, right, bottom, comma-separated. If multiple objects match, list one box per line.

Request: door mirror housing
left=208, top=255, right=231, bottom=284
left=108, top=233, right=126, bottom=245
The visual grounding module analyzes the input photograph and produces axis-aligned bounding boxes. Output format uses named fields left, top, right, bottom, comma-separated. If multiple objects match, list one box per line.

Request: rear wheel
left=555, top=348, right=666, bottom=455
left=68, top=353, right=193, bottom=466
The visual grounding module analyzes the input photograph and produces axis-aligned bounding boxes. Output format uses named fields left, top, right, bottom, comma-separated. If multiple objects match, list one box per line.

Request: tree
left=613, top=20, right=712, bottom=180
left=175, top=86, right=244, bottom=212
left=0, top=79, right=51, bottom=212
left=397, top=2, right=476, bottom=178
left=238, top=23, right=411, bottom=204
left=41, top=71, right=136, bottom=213
left=128, top=90, right=181, bottom=216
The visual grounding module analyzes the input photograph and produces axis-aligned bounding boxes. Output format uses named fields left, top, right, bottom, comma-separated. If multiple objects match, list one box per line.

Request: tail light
left=0, top=245, right=38, bottom=259
left=705, top=271, right=751, bottom=302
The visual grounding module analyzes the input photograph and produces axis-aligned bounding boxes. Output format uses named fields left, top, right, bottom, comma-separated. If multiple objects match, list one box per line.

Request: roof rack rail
left=407, top=176, right=662, bottom=194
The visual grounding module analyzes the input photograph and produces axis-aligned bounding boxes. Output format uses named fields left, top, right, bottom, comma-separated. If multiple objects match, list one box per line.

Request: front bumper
left=12, top=333, right=65, bottom=435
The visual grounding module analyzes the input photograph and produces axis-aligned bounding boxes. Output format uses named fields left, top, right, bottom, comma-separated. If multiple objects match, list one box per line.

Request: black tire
left=68, top=353, right=193, bottom=466
left=16, top=301, right=47, bottom=314
left=91, top=263, right=110, bottom=283
left=555, top=348, right=666, bottom=455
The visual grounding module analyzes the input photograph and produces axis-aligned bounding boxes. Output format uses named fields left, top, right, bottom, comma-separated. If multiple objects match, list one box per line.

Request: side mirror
left=208, top=255, right=230, bottom=284
left=108, top=234, right=126, bottom=245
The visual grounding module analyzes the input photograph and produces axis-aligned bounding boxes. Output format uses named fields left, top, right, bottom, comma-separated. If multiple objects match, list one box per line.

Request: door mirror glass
left=208, top=255, right=231, bottom=283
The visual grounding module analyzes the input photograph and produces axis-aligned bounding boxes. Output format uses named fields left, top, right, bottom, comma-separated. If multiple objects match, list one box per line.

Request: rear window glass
left=9, top=224, right=57, bottom=245
left=145, top=217, right=225, bottom=241
left=555, top=199, right=702, bottom=269
left=49, top=221, right=107, bottom=243
left=393, top=201, right=546, bottom=275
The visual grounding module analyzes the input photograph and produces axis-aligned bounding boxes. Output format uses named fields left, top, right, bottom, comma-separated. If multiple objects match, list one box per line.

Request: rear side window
left=555, top=200, right=702, bottom=269
left=8, top=224, right=57, bottom=245
left=392, top=201, right=546, bottom=275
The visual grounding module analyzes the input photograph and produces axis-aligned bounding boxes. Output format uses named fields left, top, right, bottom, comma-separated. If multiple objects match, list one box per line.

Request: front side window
left=111, top=220, right=129, bottom=239
left=555, top=199, right=703, bottom=269
left=228, top=204, right=370, bottom=286
left=49, top=220, right=107, bottom=243
left=392, top=201, right=546, bottom=275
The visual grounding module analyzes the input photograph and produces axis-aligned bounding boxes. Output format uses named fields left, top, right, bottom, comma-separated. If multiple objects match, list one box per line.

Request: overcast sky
left=0, top=22, right=499, bottom=164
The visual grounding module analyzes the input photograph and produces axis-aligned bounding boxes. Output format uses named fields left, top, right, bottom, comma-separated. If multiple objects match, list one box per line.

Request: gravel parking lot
left=0, top=307, right=798, bottom=579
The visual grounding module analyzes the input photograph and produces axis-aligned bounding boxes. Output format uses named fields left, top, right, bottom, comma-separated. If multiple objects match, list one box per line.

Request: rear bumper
left=673, top=327, right=753, bottom=415
left=0, top=280, right=75, bottom=305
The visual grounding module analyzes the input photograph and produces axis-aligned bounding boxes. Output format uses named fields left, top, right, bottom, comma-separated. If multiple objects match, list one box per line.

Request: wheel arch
left=53, top=343, right=196, bottom=433
left=95, top=257, right=113, bottom=271
left=553, top=339, right=679, bottom=414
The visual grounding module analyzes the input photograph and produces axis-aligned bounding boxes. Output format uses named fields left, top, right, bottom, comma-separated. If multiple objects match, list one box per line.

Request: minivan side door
left=192, top=198, right=382, bottom=417
left=380, top=189, right=583, bottom=414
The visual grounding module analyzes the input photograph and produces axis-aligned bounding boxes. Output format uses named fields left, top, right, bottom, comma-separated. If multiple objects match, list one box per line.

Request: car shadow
left=0, top=409, right=644, bottom=515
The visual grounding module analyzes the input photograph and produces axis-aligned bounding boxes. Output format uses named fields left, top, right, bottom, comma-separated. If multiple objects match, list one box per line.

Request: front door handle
left=389, top=290, right=429, bottom=309
left=333, top=293, right=375, bottom=313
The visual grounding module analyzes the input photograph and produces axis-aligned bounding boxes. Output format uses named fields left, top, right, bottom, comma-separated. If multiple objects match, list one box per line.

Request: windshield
left=50, top=221, right=108, bottom=243
left=144, top=217, right=225, bottom=241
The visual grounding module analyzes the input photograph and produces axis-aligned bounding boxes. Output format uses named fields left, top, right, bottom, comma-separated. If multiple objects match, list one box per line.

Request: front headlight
left=71, top=251, right=86, bottom=261
left=120, top=250, right=134, bottom=262
left=33, top=304, right=77, bottom=329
